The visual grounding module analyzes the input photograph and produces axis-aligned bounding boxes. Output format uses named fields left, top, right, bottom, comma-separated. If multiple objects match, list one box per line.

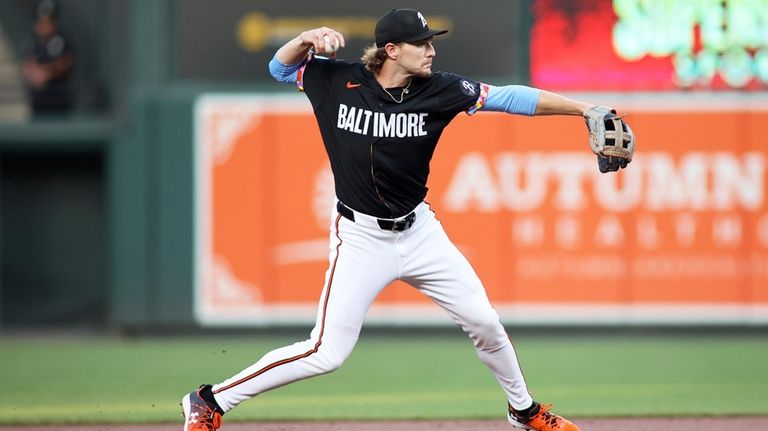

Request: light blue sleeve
left=268, top=54, right=301, bottom=83
left=480, top=84, right=541, bottom=116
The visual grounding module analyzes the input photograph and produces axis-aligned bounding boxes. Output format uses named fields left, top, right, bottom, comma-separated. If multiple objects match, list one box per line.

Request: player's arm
left=477, top=84, right=634, bottom=173
left=534, top=90, right=592, bottom=116
left=478, top=85, right=593, bottom=116
left=269, top=27, right=345, bottom=83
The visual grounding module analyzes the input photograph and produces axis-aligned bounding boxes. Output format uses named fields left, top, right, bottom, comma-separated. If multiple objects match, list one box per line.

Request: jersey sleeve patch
left=296, top=52, right=314, bottom=92
left=459, top=79, right=478, bottom=97
left=466, top=82, right=490, bottom=115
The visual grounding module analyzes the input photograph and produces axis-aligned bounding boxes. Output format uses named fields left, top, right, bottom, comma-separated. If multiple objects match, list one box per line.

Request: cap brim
left=403, top=29, right=448, bottom=43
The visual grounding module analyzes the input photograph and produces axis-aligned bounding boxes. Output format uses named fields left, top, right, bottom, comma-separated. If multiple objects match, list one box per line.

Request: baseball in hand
left=323, top=34, right=339, bottom=54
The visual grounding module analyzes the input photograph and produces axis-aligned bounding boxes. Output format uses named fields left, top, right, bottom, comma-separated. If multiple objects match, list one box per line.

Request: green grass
left=0, top=332, right=767, bottom=424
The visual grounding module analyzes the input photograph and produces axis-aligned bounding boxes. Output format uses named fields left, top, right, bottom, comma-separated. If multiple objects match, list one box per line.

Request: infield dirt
left=4, top=417, right=768, bottom=431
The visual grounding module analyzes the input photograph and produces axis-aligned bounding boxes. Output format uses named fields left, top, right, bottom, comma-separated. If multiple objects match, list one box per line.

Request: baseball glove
left=584, top=106, right=635, bottom=173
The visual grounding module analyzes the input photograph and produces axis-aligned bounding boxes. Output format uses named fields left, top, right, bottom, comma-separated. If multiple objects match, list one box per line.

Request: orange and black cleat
left=180, top=384, right=224, bottom=431
left=508, top=401, right=580, bottom=431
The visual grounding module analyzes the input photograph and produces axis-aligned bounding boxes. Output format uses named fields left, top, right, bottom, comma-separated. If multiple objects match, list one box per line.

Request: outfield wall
left=193, top=93, right=768, bottom=326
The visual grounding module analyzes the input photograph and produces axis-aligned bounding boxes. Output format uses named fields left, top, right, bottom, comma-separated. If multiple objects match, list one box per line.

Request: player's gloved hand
left=583, top=106, right=636, bottom=173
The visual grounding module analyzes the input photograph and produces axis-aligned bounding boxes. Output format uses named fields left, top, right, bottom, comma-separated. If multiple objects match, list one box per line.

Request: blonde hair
left=361, top=43, right=389, bottom=74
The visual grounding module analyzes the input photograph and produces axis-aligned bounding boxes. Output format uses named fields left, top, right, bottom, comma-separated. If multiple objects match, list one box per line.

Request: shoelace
left=533, top=404, right=561, bottom=429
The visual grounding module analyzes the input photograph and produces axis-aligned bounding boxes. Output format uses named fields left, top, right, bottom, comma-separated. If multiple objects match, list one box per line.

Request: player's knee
left=314, top=342, right=353, bottom=374
left=464, top=317, right=508, bottom=351
left=463, top=313, right=503, bottom=334
left=320, top=352, right=344, bottom=373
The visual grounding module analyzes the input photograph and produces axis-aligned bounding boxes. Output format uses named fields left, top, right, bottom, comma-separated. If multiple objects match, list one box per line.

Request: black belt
left=336, top=201, right=416, bottom=232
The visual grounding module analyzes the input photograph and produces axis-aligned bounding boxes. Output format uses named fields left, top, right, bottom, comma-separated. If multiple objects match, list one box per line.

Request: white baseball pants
left=211, top=201, right=533, bottom=412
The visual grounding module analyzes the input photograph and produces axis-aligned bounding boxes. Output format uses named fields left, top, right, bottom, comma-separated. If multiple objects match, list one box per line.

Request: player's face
left=35, top=16, right=56, bottom=39
left=399, top=38, right=436, bottom=78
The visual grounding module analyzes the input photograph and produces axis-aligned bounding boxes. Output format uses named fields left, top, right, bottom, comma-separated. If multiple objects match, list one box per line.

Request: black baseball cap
left=375, top=9, right=447, bottom=48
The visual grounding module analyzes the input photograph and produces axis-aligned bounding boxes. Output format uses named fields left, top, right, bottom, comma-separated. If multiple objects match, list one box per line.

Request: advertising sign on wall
left=531, top=0, right=768, bottom=90
left=195, top=93, right=768, bottom=326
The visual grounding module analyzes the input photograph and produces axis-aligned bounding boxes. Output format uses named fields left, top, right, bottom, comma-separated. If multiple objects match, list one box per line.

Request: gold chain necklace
left=382, top=79, right=412, bottom=104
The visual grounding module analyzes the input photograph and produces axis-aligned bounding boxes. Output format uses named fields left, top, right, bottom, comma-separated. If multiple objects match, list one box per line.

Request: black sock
left=199, top=384, right=224, bottom=414
left=511, top=401, right=539, bottom=419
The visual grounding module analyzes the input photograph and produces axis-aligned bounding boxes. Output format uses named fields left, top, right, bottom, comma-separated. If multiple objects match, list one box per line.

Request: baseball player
left=181, top=8, right=634, bottom=431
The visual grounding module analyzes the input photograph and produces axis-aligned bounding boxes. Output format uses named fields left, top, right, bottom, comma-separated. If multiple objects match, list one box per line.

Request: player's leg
left=400, top=205, right=581, bottom=431
left=398, top=204, right=532, bottom=410
left=211, top=213, right=397, bottom=411
left=184, top=210, right=398, bottom=423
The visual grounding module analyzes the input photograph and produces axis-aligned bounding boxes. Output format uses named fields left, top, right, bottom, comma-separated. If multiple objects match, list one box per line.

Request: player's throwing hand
left=298, top=27, right=345, bottom=55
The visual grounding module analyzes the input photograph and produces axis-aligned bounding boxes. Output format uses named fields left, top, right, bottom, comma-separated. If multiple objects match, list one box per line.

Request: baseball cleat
left=508, top=401, right=580, bottom=431
left=180, top=385, right=223, bottom=431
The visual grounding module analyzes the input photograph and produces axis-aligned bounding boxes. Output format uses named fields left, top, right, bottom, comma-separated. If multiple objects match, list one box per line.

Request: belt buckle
left=391, top=213, right=415, bottom=232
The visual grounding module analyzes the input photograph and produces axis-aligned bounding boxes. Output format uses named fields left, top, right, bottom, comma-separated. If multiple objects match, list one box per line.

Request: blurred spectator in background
left=22, top=0, right=74, bottom=116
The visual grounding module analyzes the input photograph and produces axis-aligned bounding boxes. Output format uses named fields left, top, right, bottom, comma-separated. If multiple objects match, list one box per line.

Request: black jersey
left=300, top=56, right=481, bottom=218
